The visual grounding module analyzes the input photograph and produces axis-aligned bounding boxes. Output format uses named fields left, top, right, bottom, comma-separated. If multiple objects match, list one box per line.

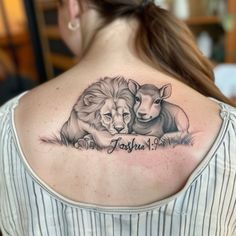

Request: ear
left=83, top=94, right=93, bottom=106
left=128, top=80, right=140, bottom=95
left=160, top=84, right=172, bottom=100
left=67, top=0, right=81, bottom=22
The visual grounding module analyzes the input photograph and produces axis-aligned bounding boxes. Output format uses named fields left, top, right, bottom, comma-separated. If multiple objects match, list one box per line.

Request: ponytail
left=88, top=0, right=234, bottom=105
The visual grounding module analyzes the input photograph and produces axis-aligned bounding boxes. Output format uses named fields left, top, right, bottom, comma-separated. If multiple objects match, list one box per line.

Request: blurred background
left=0, top=0, right=236, bottom=105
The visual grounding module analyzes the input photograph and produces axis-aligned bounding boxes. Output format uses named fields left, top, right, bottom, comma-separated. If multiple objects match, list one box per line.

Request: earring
left=68, top=20, right=80, bottom=31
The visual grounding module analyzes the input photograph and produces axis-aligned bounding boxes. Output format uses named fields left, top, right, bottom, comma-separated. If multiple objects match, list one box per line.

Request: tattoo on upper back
left=41, top=76, right=193, bottom=153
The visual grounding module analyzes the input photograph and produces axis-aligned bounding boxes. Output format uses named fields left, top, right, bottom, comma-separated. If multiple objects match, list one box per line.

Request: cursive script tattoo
left=107, top=137, right=146, bottom=154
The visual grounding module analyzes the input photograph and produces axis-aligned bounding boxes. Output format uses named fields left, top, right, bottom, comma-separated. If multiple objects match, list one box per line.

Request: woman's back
left=1, top=0, right=236, bottom=235
left=1, top=67, right=236, bottom=235
left=13, top=65, right=224, bottom=206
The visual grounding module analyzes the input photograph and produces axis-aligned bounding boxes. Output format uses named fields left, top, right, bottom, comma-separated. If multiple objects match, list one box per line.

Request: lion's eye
left=135, top=97, right=140, bottom=103
left=123, top=112, right=130, bottom=118
left=154, top=99, right=161, bottom=104
left=104, top=113, right=112, bottom=118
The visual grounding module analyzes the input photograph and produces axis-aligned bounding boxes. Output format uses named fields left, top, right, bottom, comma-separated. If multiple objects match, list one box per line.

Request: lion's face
left=100, top=98, right=132, bottom=134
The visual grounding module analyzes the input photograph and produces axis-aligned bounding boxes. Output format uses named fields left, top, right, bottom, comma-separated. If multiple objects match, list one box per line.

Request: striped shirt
left=0, top=93, right=236, bottom=236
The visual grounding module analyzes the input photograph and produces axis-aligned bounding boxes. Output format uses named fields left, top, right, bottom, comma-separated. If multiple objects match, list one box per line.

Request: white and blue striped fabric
left=0, top=94, right=236, bottom=236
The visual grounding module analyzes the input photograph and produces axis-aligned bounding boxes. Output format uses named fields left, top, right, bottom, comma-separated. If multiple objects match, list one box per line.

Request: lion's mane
left=60, top=76, right=135, bottom=145
left=74, top=76, right=134, bottom=129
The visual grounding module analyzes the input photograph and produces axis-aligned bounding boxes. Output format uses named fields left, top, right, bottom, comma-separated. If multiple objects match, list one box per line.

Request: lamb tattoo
left=42, top=76, right=193, bottom=152
left=128, top=80, right=190, bottom=144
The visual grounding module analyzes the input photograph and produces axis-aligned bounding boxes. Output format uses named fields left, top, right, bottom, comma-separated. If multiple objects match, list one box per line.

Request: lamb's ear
left=128, top=80, right=140, bottom=94
left=83, top=94, right=93, bottom=106
left=160, top=84, right=172, bottom=100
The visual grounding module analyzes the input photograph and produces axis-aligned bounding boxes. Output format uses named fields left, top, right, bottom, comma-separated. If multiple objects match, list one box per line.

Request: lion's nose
left=138, top=112, right=147, bottom=117
left=115, top=127, right=124, bottom=133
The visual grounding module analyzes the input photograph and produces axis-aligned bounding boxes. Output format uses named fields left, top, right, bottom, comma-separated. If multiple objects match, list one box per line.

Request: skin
left=58, top=0, right=82, bottom=55
left=57, top=0, right=142, bottom=65
left=13, top=0, right=223, bottom=206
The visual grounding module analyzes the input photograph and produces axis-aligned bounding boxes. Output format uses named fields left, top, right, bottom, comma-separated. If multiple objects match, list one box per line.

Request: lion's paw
left=74, top=134, right=96, bottom=150
left=74, top=139, right=88, bottom=149
left=84, top=134, right=96, bottom=149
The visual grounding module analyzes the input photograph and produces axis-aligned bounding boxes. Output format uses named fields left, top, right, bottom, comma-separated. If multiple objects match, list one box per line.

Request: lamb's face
left=133, top=92, right=162, bottom=123
left=128, top=81, right=172, bottom=123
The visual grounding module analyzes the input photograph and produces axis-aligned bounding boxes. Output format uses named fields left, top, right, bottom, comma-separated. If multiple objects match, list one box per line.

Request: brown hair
left=86, top=0, right=234, bottom=105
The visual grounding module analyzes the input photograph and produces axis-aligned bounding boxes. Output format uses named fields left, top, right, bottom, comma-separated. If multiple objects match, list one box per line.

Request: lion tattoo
left=60, top=77, right=135, bottom=148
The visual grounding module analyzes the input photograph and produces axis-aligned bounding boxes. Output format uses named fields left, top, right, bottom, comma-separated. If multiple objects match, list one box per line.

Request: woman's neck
left=77, top=17, right=147, bottom=71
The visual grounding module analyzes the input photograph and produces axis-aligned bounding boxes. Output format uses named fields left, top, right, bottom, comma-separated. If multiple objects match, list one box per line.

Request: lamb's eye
left=154, top=99, right=161, bottom=104
left=135, top=97, right=140, bottom=102
left=104, top=113, right=112, bottom=118
left=123, top=112, right=130, bottom=118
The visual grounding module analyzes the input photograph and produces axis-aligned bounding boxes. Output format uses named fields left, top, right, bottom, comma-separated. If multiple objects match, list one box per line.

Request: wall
left=0, top=0, right=26, bottom=35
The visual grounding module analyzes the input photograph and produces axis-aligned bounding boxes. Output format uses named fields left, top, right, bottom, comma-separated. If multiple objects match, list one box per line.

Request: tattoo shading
left=128, top=80, right=190, bottom=143
left=41, top=76, right=193, bottom=153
